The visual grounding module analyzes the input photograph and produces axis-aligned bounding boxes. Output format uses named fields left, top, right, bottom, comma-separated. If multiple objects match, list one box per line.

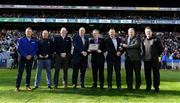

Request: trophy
left=119, top=43, right=123, bottom=51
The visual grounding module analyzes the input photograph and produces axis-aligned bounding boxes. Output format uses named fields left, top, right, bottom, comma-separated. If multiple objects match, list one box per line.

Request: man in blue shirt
left=104, top=28, right=122, bottom=91
left=15, top=27, right=38, bottom=92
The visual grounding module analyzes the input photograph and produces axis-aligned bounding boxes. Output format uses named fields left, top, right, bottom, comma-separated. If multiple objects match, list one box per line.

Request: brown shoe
left=26, top=87, right=32, bottom=91
left=15, top=88, right=20, bottom=92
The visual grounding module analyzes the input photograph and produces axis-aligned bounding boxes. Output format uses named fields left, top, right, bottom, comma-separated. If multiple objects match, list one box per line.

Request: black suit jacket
left=89, top=38, right=105, bottom=62
left=105, top=37, right=122, bottom=61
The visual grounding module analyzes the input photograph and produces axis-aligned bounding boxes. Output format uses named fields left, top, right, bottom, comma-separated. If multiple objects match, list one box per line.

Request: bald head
left=42, top=30, right=49, bottom=39
left=79, top=27, right=86, bottom=37
left=145, top=27, right=153, bottom=39
left=92, top=29, right=100, bottom=39
left=25, top=27, right=32, bottom=38
left=128, top=28, right=135, bottom=38
left=108, top=28, right=116, bottom=38
left=60, top=27, right=68, bottom=37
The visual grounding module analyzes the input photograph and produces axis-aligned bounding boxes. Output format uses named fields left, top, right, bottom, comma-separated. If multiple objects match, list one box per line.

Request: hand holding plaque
left=88, top=44, right=99, bottom=51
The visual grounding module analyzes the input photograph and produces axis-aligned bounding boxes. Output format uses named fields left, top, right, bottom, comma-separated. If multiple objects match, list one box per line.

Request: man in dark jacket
left=121, top=28, right=142, bottom=90
left=53, top=27, right=72, bottom=89
left=105, top=28, right=122, bottom=91
left=142, top=27, right=163, bottom=93
left=34, top=30, right=54, bottom=89
left=88, top=29, right=105, bottom=89
left=72, top=27, right=89, bottom=89
left=16, top=27, right=38, bottom=92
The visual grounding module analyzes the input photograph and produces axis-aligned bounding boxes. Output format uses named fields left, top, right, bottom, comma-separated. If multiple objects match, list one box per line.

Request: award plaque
left=88, top=44, right=99, bottom=51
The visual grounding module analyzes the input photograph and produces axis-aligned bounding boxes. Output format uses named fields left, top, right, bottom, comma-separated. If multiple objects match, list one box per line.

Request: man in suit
left=16, top=27, right=38, bottom=92
left=72, top=27, right=89, bottom=89
left=142, top=27, right=163, bottom=93
left=88, top=29, right=105, bottom=89
left=105, top=28, right=122, bottom=91
left=121, top=28, right=142, bottom=90
left=34, top=30, right=54, bottom=89
left=53, top=27, right=72, bottom=89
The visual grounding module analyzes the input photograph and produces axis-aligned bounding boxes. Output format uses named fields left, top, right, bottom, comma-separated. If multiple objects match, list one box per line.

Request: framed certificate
left=88, top=44, right=99, bottom=51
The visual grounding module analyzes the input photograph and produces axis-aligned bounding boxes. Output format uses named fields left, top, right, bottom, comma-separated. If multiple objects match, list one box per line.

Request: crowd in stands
left=137, top=31, right=180, bottom=60
left=0, top=28, right=179, bottom=69
left=1, top=12, right=180, bottom=20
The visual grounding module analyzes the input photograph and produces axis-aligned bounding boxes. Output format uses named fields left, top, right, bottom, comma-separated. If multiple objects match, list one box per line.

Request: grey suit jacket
left=123, top=35, right=142, bottom=61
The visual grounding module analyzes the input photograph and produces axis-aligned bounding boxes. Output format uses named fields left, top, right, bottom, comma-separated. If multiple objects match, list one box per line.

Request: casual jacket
left=17, top=37, right=38, bottom=58
left=37, top=38, right=54, bottom=60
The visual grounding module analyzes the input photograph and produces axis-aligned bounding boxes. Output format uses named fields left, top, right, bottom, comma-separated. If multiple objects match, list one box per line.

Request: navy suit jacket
left=72, top=34, right=89, bottom=66
left=105, top=36, right=122, bottom=61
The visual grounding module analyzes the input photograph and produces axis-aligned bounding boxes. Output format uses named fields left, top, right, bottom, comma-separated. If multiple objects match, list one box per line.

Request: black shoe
left=108, top=86, right=112, bottom=90
left=54, top=86, right=58, bottom=89
left=48, top=86, right=52, bottom=89
left=81, top=84, right=85, bottom=88
left=100, top=86, right=105, bottom=90
left=33, top=86, right=39, bottom=89
left=64, top=84, right=68, bottom=89
left=135, top=87, right=140, bottom=91
left=116, top=87, right=122, bottom=91
left=145, top=88, right=151, bottom=92
left=135, top=85, right=140, bottom=90
left=154, top=88, right=160, bottom=93
left=91, top=85, right=97, bottom=89
left=127, top=87, right=133, bottom=91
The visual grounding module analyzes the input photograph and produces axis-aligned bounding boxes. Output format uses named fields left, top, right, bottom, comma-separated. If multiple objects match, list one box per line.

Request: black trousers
left=91, top=56, right=105, bottom=87
left=72, top=56, right=87, bottom=86
left=107, top=58, right=121, bottom=88
left=16, top=57, right=33, bottom=88
left=144, top=60, right=160, bottom=90
left=54, top=54, right=68, bottom=86
left=125, top=59, right=141, bottom=90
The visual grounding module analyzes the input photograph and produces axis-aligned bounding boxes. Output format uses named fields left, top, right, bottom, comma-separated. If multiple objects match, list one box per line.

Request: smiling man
left=142, top=27, right=163, bottom=93
left=15, top=27, right=38, bottom=92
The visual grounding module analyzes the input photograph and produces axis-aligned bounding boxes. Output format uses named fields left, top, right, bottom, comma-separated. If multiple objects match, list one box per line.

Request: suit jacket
left=105, top=36, right=122, bottom=61
left=72, top=34, right=89, bottom=65
left=142, top=36, right=163, bottom=61
left=89, top=37, right=105, bottom=62
left=123, top=35, right=142, bottom=61
left=53, top=35, right=72, bottom=56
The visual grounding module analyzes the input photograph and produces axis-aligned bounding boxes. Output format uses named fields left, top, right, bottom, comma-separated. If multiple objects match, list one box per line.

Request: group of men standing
left=15, top=26, right=163, bottom=93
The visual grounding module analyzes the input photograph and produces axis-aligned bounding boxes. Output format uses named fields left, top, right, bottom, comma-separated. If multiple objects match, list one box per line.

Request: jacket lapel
left=77, top=35, right=84, bottom=46
left=109, top=38, right=116, bottom=51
